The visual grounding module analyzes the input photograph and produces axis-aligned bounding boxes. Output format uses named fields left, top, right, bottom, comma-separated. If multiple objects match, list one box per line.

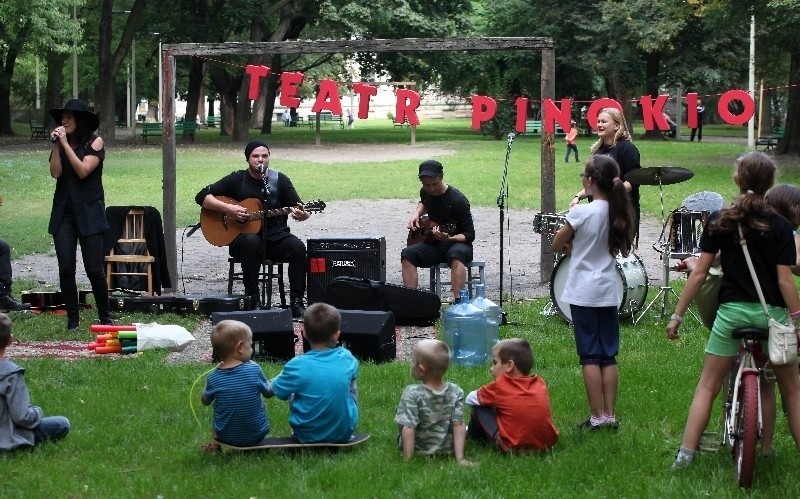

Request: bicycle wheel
left=722, top=357, right=740, bottom=450
left=733, top=373, right=758, bottom=488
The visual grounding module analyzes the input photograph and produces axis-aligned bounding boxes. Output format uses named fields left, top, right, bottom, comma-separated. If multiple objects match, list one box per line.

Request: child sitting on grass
left=0, top=313, right=70, bottom=451
left=270, top=303, right=359, bottom=443
left=466, top=338, right=559, bottom=453
left=395, top=339, right=470, bottom=464
left=201, top=320, right=271, bottom=452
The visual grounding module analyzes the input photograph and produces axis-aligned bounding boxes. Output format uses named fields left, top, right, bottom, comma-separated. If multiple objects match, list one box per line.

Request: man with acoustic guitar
left=195, top=140, right=311, bottom=318
left=401, top=160, right=475, bottom=302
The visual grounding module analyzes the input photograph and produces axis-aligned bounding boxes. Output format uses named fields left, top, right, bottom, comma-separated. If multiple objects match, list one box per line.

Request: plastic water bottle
left=470, top=284, right=501, bottom=355
left=442, top=288, right=488, bottom=366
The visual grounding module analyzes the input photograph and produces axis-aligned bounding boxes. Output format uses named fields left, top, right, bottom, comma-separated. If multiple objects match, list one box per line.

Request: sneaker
left=669, top=457, right=693, bottom=472
left=99, top=317, right=116, bottom=326
left=575, top=418, right=601, bottom=431
left=67, top=319, right=80, bottom=332
left=602, top=420, right=620, bottom=430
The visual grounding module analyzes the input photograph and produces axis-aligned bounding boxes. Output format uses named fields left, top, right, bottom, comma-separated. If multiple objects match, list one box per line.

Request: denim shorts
left=570, top=305, right=619, bottom=366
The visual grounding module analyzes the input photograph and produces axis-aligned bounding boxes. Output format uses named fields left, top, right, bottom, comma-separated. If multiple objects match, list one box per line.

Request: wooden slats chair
left=105, top=208, right=155, bottom=295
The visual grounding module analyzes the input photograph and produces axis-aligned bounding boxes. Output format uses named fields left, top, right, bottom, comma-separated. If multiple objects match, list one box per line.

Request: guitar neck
left=250, top=207, right=292, bottom=221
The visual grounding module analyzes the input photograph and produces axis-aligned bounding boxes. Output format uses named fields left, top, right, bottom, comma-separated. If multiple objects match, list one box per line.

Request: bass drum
left=550, top=253, right=649, bottom=324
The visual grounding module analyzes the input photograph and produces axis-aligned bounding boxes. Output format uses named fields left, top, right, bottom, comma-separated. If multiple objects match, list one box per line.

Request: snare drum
left=549, top=252, right=649, bottom=324
left=533, top=212, right=568, bottom=244
left=669, top=210, right=709, bottom=259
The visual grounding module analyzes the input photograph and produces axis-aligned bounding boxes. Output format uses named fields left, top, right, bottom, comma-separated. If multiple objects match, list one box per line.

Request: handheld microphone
left=258, top=162, right=265, bottom=175
left=51, top=135, right=59, bottom=144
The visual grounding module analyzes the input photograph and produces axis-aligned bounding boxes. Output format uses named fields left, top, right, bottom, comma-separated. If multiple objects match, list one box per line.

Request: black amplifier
left=306, top=237, right=386, bottom=304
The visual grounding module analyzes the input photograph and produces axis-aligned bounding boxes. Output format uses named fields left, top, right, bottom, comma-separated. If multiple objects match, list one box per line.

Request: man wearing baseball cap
left=401, top=160, right=475, bottom=301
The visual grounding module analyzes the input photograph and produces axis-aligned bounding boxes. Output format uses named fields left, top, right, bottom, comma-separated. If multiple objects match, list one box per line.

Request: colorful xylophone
left=88, top=324, right=138, bottom=355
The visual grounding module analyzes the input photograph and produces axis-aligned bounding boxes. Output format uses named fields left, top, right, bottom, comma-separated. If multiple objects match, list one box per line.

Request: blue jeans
left=34, top=416, right=70, bottom=444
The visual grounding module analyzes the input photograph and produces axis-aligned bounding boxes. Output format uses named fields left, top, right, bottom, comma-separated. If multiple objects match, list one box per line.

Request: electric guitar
left=200, top=196, right=326, bottom=247
left=407, top=217, right=457, bottom=246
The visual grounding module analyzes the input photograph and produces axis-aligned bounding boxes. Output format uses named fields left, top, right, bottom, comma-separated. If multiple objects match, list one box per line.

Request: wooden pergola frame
left=160, top=37, right=556, bottom=290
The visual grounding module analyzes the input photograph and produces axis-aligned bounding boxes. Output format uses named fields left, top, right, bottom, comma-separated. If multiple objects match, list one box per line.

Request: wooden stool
left=227, top=257, right=287, bottom=309
left=429, top=261, right=485, bottom=299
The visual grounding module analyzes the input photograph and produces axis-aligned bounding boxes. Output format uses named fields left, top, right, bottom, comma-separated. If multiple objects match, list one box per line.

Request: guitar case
left=109, top=294, right=253, bottom=316
left=324, top=277, right=441, bottom=326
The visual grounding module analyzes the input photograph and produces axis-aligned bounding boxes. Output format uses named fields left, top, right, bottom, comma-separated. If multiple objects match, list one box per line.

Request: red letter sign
left=279, top=72, right=304, bottom=108
left=542, top=98, right=572, bottom=134
left=639, top=94, right=669, bottom=132
left=353, top=83, right=378, bottom=119
left=515, top=97, right=529, bottom=133
left=311, top=79, right=343, bottom=115
left=471, top=95, right=496, bottom=130
left=396, top=89, right=421, bottom=125
left=245, top=65, right=270, bottom=101
left=717, top=89, right=755, bottom=125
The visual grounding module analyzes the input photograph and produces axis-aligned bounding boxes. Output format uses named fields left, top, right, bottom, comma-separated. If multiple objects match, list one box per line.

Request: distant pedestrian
left=564, top=121, right=579, bottom=163
left=690, top=99, right=705, bottom=142
left=282, top=109, right=291, bottom=128
left=347, top=109, right=355, bottom=129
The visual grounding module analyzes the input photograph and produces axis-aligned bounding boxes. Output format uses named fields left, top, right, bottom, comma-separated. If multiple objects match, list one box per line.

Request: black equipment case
left=109, top=294, right=253, bottom=316
left=324, top=277, right=441, bottom=326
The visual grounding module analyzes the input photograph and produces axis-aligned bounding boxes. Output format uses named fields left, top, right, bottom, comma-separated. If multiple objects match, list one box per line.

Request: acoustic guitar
left=407, top=217, right=457, bottom=246
left=200, top=196, right=326, bottom=247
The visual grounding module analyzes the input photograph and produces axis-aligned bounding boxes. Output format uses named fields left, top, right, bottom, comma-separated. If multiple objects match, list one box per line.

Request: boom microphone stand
left=496, top=132, right=515, bottom=325
left=258, top=162, right=270, bottom=309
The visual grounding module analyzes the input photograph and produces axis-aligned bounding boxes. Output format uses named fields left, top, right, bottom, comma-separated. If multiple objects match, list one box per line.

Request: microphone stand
left=258, top=163, right=270, bottom=310
left=495, top=132, right=515, bottom=325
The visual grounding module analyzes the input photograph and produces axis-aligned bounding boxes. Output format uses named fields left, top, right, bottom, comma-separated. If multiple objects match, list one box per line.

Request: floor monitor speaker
left=211, top=309, right=295, bottom=362
left=303, top=309, right=395, bottom=363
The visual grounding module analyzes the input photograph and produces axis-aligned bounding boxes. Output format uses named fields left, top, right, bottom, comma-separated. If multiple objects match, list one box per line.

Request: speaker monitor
left=307, top=237, right=386, bottom=304
left=211, top=309, right=295, bottom=362
left=303, top=309, right=396, bottom=363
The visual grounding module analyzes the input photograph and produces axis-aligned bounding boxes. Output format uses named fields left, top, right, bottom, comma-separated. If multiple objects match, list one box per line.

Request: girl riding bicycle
left=666, top=152, right=800, bottom=470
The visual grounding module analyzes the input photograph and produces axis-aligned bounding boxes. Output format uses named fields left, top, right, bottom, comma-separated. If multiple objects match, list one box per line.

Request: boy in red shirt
left=465, top=338, right=559, bottom=452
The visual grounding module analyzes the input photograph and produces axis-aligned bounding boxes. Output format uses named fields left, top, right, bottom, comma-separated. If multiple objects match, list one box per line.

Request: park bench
left=206, top=116, right=221, bottom=128
left=524, top=120, right=565, bottom=136
left=392, top=117, right=410, bottom=128
left=175, top=121, right=197, bottom=143
left=141, top=122, right=162, bottom=144
left=30, top=120, right=49, bottom=141
left=306, top=112, right=344, bottom=129
left=756, top=126, right=784, bottom=151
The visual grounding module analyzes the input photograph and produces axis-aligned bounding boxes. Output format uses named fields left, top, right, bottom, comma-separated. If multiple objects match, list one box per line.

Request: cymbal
left=625, top=167, right=694, bottom=186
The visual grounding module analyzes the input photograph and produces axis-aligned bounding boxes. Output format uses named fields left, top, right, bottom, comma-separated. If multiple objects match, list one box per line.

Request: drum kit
left=533, top=166, right=724, bottom=325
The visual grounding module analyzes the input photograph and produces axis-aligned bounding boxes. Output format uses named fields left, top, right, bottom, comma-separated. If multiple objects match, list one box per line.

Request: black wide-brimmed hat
left=49, top=99, right=100, bottom=132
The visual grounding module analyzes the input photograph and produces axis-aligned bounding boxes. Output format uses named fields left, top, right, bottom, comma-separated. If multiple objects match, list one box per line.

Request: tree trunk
left=260, top=55, right=283, bottom=135
left=184, top=57, right=205, bottom=127
left=643, top=51, right=663, bottom=139
left=776, top=48, right=800, bottom=155
left=0, top=45, right=21, bottom=136
left=44, top=51, right=65, bottom=128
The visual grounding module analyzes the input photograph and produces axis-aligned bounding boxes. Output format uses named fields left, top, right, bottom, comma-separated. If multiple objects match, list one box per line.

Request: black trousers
left=229, top=233, right=307, bottom=300
left=0, top=239, right=12, bottom=291
left=52, top=212, right=110, bottom=321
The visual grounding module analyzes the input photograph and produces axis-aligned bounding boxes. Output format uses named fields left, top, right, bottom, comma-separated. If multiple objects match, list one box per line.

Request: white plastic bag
left=135, top=323, right=195, bottom=352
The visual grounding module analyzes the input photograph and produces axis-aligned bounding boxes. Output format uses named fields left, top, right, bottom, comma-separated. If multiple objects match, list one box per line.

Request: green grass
left=4, top=298, right=800, bottom=496
left=2, top=120, right=800, bottom=496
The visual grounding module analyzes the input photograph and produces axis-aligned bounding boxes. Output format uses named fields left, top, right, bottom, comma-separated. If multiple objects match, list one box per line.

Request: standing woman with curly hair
left=48, top=99, right=112, bottom=330
left=667, top=152, right=800, bottom=470
left=569, top=107, right=641, bottom=244
left=553, top=154, right=636, bottom=430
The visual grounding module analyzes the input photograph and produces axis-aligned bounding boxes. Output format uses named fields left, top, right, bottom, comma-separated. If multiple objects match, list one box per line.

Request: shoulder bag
left=739, top=224, right=798, bottom=365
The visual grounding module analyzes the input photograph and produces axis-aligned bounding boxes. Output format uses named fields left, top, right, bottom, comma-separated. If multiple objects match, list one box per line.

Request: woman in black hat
left=48, top=99, right=112, bottom=330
